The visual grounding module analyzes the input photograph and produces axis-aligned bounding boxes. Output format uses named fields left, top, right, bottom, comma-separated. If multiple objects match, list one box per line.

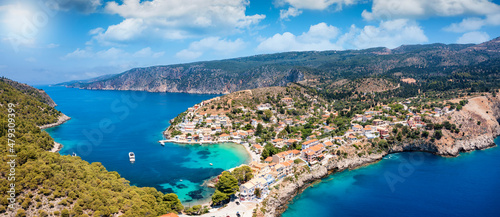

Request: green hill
left=0, top=78, right=183, bottom=216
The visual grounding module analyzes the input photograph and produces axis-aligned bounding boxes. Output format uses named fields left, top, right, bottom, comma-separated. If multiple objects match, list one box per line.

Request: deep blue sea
left=39, top=86, right=250, bottom=204
left=282, top=137, right=500, bottom=217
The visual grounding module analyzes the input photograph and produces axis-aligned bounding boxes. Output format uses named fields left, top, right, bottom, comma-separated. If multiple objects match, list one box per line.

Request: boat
left=71, top=152, right=77, bottom=157
left=210, top=163, right=213, bottom=166
left=129, top=152, right=135, bottom=163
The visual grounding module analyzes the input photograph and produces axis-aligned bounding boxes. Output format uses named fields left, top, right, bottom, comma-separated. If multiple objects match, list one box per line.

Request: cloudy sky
left=1, top=0, right=500, bottom=85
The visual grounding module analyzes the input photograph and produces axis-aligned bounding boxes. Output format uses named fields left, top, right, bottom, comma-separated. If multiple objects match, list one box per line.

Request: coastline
left=49, top=142, right=63, bottom=153
left=41, top=114, right=71, bottom=153
left=39, top=113, right=71, bottom=130
left=265, top=137, right=499, bottom=217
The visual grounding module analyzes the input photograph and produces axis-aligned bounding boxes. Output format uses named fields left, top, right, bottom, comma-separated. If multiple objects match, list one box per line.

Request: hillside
left=1, top=77, right=57, bottom=107
left=0, top=79, right=183, bottom=216
left=59, top=37, right=500, bottom=94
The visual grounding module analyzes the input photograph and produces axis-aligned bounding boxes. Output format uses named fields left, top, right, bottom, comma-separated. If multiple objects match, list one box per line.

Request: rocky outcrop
left=39, top=114, right=71, bottom=129
left=263, top=95, right=500, bottom=217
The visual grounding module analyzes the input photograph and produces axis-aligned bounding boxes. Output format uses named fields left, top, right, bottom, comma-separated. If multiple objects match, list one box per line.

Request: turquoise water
left=39, top=86, right=250, bottom=204
left=282, top=137, right=500, bottom=217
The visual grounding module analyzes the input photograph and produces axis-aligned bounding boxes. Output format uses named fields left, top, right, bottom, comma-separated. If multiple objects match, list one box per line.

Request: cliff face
left=263, top=95, right=500, bottom=217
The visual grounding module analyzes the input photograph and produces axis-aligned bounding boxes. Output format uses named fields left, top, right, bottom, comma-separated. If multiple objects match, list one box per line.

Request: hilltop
left=59, top=37, right=500, bottom=95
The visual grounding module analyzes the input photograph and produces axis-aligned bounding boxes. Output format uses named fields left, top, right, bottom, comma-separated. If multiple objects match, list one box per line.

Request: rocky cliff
left=263, top=95, right=500, bottom=217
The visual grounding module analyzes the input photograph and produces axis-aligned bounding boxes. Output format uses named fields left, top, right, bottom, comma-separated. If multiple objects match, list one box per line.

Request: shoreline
left=39, top=113, right=71, bottom=130
left=49, top=142, right=63, bottom=153
left=268, top=140, right=499, bottom=217
left=41, top=114, right=71, bottom=153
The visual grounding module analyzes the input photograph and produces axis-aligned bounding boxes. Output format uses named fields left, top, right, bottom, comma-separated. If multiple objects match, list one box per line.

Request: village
left=162, top=89, right=463, bottom=204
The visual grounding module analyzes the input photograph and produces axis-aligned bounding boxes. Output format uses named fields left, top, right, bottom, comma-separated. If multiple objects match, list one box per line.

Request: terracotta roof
left=309, top=144, right=324, bottom=152
left=264, top=157, right=273, bottom=162
left=252, top=144, right=263, bottom=149
left=219, top=133, right=230, bottom=137
left=160, top=213, right=179, bottom=217
left=302, top=139, right=318, bottom=145
left=292, top=150, right=300, bottom=155
left=324, top=141, right=334, bottom=147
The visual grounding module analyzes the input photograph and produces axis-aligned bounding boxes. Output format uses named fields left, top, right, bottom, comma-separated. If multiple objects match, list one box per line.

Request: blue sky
left=1, top=0, right=500, bottom=85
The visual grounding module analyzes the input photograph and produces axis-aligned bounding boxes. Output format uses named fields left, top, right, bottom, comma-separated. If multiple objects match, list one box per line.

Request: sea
left=40, top=86, right=500, bottom=215
left=282, top=137, right=500, bottom=217
left=39, top=86, right=250, bottom=204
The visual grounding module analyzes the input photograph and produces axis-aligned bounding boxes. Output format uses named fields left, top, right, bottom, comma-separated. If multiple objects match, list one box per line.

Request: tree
left=215, top=171, right=239, bottom=195
left=211, top=190, right=229, bottom=205
left=254, top=188, right=261, bottom=198
left=433, top=130, right=443, bottom=140
left=422, top=131, right=429, bottom=138
left=231, top=166, right=254, bottom=184
left=163, top=193, right=184, bottom=213
left=261, top=148, right=269, bottom=159
left=255, top=123, right=264, bottom=136
left=263, top=110, right=273, bottom=122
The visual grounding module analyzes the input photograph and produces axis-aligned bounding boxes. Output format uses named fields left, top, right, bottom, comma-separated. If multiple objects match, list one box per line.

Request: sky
left=0, top=0, right=500, bottom=85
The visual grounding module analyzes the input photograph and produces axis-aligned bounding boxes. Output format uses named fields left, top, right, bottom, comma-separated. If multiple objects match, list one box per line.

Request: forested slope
left=0, top=79, right=183, bottom=216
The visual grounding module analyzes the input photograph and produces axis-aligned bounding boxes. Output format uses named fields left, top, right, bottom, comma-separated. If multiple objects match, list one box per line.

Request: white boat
left=210, top=163, right=213, bottom=166
left=71, top=152, right=77, bottom=157
left=129, top=152, right=135, bottom=163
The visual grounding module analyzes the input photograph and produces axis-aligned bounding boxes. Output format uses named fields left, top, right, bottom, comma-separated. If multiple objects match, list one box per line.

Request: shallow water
left=40, top=86, right=250, bottom=203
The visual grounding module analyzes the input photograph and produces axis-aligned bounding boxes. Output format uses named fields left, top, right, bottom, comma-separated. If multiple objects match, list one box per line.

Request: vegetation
left=0, top=79, right=183, bottom=216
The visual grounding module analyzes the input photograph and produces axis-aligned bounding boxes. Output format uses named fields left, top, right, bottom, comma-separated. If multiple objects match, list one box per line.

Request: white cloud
left=257, top=19, right=428, bottom=52
left=257, top=22, right=341, bottom=52
left=456, top=31, right=490, bottom=44
left=91, top=18, right=146, bottom=45
left=134, top=47, right=165, bottom=58
left=92, top=0, right=265, bottom=44
left=444, top=14, right=500, bottom=32
left=89, top=27, right=104, bottom=35
left=362, top=0, right=500, bottom=21
left=347, top=19, right=428, bottom=49
left=275, top=0, right=357, bottom=10
left=176, top=37, right=246, bottom=60
left=280, top=7, right=303, bottom=20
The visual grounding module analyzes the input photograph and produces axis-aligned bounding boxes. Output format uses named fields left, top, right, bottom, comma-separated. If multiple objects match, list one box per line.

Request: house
left=239, top=177, right=269, bottom=201
left=348, top=135, right=357, bottom=141
left=301, top=139, right=319, bottom=150
left=272, top=138, right=285, bottom=147
left=377, top=127, right=389, bottom=138
left=281, top=97, right=294, bottom=105
left=352, top=124, right=364, bottom=134
left=373, top=119, right=384, bottom=126
left=219, top=133, right=230, bottom=140
left=324, top=141, right=334, bottom=148
left=252, top=144, right=264, bottom=154
left=302, top=144, right=325, bottom=162
left=264, top=157, right=273, bottom=163
left=272, top=150, right=295, bottom=163
left=257, top=103, right=272, bottom=111
left=363, top=125, right=374, bottom=134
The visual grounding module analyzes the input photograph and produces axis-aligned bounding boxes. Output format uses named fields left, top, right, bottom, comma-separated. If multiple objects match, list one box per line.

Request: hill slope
left=0, top=78, right=183, bottom=216
left=59, top=37, right=500, bottom=94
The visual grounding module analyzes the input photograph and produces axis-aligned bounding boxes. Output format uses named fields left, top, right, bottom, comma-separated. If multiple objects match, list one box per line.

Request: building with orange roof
left=252, top=144, right=264, bottom=154
left=160, top=213, right=179, bottom=217
left=302, top=139, right=319, bottom=149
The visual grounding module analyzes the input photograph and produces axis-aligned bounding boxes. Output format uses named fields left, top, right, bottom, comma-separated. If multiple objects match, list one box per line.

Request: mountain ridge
left=58, top=37, right=500, bottom=94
